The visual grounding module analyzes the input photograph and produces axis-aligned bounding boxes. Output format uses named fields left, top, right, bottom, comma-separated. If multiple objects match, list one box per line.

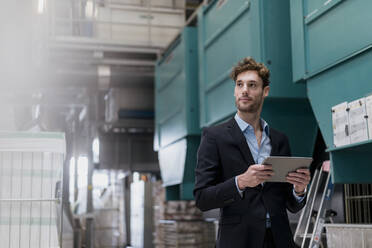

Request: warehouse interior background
left=0, top=0, right=372, bottom=247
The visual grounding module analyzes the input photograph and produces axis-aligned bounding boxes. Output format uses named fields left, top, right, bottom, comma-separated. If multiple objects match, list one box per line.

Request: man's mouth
left=239, top=97, right=252, bottom=101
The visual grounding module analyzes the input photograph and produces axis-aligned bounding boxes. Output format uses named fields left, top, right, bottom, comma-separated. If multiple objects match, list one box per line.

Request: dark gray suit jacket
left=194, top=118, right=306, bottom=248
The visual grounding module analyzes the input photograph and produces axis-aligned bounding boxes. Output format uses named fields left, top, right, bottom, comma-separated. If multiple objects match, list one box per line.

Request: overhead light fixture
left=98, top=65, right=111, bottom=77
left=85, top=0, right=94, bottom=18
left=38, top=0, right=45, bottom=14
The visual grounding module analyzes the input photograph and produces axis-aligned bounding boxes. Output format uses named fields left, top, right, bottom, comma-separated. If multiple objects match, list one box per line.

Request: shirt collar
left=234, top=113, right=270, bottom=136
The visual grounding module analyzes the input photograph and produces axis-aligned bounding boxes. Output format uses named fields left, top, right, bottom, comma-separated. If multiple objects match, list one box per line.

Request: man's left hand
left=286, top=168, right=311, bottom=195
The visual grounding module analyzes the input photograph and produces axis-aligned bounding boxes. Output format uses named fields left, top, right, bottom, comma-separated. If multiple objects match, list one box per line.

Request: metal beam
left=101, top=58, right=155, bottom=66
left=54, top=57, right=156, bottom=67
left=108, top=3, right=185, bottom=14
left=54, top=67, right=154, bottom=77
left=54, top=18, right=183, bottom=29
left=50, top=36, right=162, bottom=54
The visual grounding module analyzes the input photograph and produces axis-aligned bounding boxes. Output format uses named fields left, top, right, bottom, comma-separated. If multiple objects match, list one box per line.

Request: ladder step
left=298, top=233, right=326, bottom=238
left=298, top=234, right=313, bottom=238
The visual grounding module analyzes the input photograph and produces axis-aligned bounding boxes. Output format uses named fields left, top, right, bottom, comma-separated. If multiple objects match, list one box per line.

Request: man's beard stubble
left=235, top=96, right=263, bottom=114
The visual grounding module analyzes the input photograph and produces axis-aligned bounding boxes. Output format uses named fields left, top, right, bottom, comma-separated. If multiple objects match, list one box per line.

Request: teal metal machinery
left=155, top=27, right=200, bottom=200
left=197, top=0, right=318, bottom=157
left=290, top=0, right=372, bottom=182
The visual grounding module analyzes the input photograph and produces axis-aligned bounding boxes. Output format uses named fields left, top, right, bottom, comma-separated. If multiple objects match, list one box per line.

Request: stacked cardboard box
left=152, top=181, right=215, bottom=248
left=162, top=200, right=203, bottom=221
left=155, top=220, right=215, bottom=248
left=153, top=180, right=166, bottom=225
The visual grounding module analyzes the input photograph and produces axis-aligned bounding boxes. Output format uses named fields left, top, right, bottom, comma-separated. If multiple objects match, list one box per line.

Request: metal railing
left=48, top=0, right=185, bottom=48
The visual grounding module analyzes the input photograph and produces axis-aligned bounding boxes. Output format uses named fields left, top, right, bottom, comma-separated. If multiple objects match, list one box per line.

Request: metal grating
left=344, top=184, right=372, bottom=224
left=0, top=132, right=65, bottom=248
left=0, top=152, right=64, bottom=248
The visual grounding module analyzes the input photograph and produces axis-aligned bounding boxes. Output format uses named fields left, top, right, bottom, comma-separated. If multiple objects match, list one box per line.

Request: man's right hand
left=237, top=164, right=274, bottom=189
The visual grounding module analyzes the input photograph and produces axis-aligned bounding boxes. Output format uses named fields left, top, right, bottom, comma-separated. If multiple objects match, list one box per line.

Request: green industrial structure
left=290, top=0, right=372, bottom=183
left=155, top=27, right=200, bottom=200
left=155, top=0, right=320, bottom=200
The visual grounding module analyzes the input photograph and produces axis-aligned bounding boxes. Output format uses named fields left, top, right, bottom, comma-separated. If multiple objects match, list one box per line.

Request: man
left=194, top=57, right=311, bottom=248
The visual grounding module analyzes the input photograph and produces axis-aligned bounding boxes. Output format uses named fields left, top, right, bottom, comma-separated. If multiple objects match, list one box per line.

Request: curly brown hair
left=230, top=57, right=270, bottom=88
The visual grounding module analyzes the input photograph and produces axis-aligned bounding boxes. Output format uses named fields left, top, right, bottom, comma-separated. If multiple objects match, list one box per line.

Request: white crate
left=325, top=224, right=372, bottom=248
left=0, top=132, right=65, bottom=248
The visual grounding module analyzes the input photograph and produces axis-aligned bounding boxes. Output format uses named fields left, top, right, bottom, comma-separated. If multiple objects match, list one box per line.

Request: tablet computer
left=262, top=156, right=313, bottom=182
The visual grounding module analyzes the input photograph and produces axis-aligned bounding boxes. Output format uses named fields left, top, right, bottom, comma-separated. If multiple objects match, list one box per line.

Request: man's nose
left=242, top=84, right=249, bottom=92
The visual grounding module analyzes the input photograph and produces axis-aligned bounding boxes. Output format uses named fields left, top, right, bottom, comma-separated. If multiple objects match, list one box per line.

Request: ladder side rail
left=294, top=169, right=320, bottom=243
left=301, top=168, right=325, bottom=248
left=309, top=172, right=332, bottom=248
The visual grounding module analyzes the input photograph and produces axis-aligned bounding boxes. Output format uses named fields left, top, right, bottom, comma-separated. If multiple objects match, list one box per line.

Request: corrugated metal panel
left=198, top=0, right=317, bottom=157
left=290, top=0, right=372, bottom=183
left=289, top=0, right=306, bottom=82
left=155, top=27, right=200, bottom=149
left=291, top=0, right=372, bottom=79
left=198, top=0, right=310, bottom=126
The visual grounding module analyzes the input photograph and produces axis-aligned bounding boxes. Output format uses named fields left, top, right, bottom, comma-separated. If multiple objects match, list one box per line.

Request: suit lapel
left=227, top=118, right=263, bottom=191
left=227, top=118, right=255, bottom=166
left=269, top=128, right=279, bottom=156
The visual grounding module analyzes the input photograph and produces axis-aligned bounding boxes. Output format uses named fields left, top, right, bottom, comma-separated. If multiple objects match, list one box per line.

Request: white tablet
left=262, top=156, right=313, bottom=182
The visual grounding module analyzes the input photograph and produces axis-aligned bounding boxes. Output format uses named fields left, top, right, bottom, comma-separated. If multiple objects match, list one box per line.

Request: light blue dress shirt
left=233, top=113, right=304, bottom=227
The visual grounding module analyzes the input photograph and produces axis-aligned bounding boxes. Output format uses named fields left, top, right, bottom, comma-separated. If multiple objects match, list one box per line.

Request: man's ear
left=263, top=86, right=270, bottom=98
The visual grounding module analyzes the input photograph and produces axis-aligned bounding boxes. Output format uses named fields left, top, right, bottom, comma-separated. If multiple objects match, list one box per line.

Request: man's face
left=234, top=70, right=269, bottom=114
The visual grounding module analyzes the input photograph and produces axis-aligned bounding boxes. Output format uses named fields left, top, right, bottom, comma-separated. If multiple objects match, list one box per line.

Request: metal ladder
left=294, top=161, right=335, bottom=248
